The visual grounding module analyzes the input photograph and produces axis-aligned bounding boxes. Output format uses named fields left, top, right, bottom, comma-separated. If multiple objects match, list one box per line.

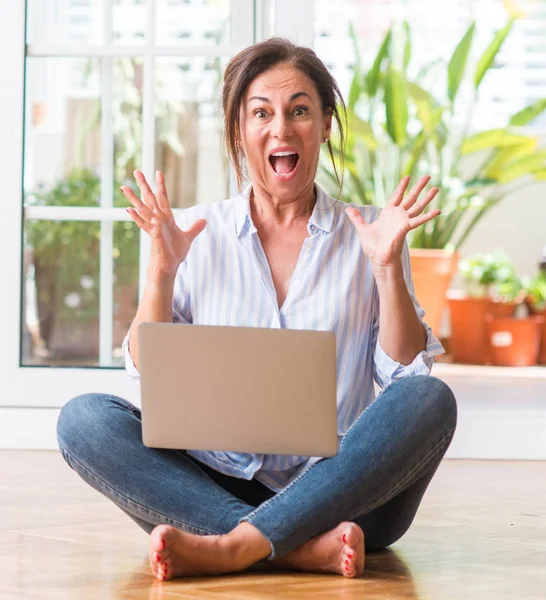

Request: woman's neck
left=249, top=184, right=316, bottom=230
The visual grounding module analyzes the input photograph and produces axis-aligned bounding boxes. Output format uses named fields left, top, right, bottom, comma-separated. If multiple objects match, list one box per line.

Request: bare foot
left=148, top=525, right=240, bottom=580
left=265, top=521, right=365, bottom=578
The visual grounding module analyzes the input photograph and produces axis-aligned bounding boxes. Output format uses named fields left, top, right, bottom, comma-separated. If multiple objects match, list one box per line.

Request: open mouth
left=269, top=151, right=300, bottom=178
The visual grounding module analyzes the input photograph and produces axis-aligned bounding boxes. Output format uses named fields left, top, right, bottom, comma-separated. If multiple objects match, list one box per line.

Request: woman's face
left=240, top=63, right=332, bottom=201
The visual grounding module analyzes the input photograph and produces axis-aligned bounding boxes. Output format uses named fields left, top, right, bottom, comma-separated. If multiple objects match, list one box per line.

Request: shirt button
left=307, top=243, right=313, bottom=249
left=294, top=279, right=300, bottom=285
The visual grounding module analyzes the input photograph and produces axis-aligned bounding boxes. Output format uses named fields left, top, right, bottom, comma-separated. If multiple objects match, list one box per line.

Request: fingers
left=126, top=207, right=151, bottom=234
left=155, top=170, right=172, bottom=212
left=120, top=185, right=154, bottom=221
left=185, top=218, right=208, bottom=244
left=407, top=186, right=439, bottom=218
left=409, top=209, right=441, bottom=229
left=401, top=175, right=432, bottom=211
left=345, top=206, right=369, bottom=229
left=134, top=170, right=160, bottom=211
left=388, top=176, right=411, bottom=207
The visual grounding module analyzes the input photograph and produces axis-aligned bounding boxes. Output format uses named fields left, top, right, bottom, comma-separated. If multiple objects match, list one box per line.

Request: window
left=314, top=0, right=546, bottom=133
left=22, top=0, right=253, bottom=370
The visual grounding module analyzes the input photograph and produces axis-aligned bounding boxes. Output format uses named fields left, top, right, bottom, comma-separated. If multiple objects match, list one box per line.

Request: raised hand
left=121, top=170, right=207, bottom=279
left=345, top=175, right=440, bottom=269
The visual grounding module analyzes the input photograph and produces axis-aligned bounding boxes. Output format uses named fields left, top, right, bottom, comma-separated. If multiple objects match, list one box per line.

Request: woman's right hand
left=121, top=170, right=207, bottom=280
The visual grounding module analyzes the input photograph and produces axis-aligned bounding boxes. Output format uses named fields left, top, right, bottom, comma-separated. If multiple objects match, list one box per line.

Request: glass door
left=2, top=0, right=255, bottom=410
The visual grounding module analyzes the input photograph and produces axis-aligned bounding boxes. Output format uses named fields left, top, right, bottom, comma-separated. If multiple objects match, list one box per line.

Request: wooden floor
left=0, top=452, right=545, bottom=600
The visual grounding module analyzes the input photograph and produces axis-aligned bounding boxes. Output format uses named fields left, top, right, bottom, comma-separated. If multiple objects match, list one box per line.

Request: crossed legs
left=57, top=375, right=457, bottom=579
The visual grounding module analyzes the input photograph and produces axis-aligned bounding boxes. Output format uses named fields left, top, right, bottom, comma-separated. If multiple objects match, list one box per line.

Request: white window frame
left=0, top=0, right=262, bottom=416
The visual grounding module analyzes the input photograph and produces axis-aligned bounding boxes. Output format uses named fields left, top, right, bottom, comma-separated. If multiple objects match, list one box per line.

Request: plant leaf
left=347, top=110, right=378, bottom=150
left=403, top=20, right=411, bottom=70
left=483, top=139, right=537, bottom=180
left=509, top=98, right=546, bottom=126
left=461, top=129, right=532, bottom=154
left=366, top=28, right=392, bottom=97
left=348, top=69, right=363, bottom=110
left=447, top=22, right=475, bottom=103
left=384, top=65, right=408, bottom=146
left=407, top=83, right=442, bottom=135
left=474, top=18, right=515, bottom=90
left=348, top=22, right=364, bottom=110
left=497, top=151, right=546, bottom=184
left=348, top=22, right=362, bottom=72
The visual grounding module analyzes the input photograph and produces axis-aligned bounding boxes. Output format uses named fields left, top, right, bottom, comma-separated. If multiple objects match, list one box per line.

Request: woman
left=57, top=37, right=457, bottom=581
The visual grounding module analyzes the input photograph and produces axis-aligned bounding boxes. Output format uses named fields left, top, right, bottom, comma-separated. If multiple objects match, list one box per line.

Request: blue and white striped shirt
left=123, top=183, right=444, bottom=492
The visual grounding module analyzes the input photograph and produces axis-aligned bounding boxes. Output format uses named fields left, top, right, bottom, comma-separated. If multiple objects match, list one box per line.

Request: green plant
left=319, top=15, right=546, bottom=250
left=523, top=272, right=546, bottom=312
left=25, top=168, right=140, bottom=348
left=458, top=250, right=523, bottom=301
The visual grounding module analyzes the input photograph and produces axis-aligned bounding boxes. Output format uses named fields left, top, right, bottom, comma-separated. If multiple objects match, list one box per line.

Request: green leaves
left=384, top=65, right=408, bottom=145
left=496, top=151, right=546, bottom=184
left=366, top=28, right=392, bottom=97
left=447, top=22, right=475, bottom=103
left=509, top=99, right=546, bottom=126
left=483, top=139, right=537, bottom=180
left=347, top=110, right=377, bottom=150
left=407, top=83, right=443, bottom=135
left=474, top=17, right=515, bottom=89
left=461, top=129, right=532, bottom=154
left=319, top=15, right=543, bottom=251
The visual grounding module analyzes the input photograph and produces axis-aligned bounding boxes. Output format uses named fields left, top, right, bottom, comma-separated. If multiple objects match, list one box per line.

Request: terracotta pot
left=447, top=292, right=491, bottom=364
left=528, top=308, right=546, bottom=364
left=487, top=300, right=520, bottom=318
left=540, top=313, right=546, bottom=365
left=485, top=315, right=544, bottom=367
left=409, top=249, right=459, bottom=335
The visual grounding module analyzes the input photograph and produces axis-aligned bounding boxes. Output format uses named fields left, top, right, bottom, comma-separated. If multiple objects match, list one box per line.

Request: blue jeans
left=56, top=375, right=457, bottom=560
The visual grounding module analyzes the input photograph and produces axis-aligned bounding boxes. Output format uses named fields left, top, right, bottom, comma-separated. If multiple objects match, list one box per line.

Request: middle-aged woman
left=57, top=38, right=457, bottom=581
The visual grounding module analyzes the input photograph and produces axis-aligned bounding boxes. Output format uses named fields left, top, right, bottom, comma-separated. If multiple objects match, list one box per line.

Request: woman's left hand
left=345, top=175, right=440, bottom=269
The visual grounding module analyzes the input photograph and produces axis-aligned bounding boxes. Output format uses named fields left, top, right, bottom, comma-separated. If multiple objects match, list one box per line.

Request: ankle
left=226, top=522, right=272, bottom=568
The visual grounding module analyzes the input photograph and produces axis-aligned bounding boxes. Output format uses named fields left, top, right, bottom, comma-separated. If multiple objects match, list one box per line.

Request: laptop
left=138, top=322, right=338, bottom=457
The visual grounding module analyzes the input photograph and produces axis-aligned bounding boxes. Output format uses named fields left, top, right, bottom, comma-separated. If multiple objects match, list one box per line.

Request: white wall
left=458, top=183, right=546, bottom=282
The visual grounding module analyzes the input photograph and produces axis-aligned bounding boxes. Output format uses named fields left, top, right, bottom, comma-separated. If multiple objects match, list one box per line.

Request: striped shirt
left=123, top=183, right=444, bottom=492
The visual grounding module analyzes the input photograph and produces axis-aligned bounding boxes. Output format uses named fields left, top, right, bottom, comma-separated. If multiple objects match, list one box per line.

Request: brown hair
left=222, top=37, right=347, bottom=193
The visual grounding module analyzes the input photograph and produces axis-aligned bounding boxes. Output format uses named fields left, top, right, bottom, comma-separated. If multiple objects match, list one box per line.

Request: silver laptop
left=138, top=322, right=338, bottom=457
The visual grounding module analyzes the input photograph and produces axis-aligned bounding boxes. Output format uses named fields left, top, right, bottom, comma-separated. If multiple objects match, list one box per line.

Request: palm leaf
left=509, top=98, right=546, bottom=126
left=366, top=28, right=392, bottom=97
left=447, top=22, right=476, bottom=103
left=474, top=18, right=515, bottom=90
left=462, top=129, right=532, bottom=154
left=497, top=151, right=546, bottom=184
left=384, top=65, right=408, bottom=145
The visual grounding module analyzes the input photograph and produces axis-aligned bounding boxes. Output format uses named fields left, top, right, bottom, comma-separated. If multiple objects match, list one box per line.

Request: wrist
left=372, top=258, right=404, bottom=282
left=146, top=262, right=178, bottom=287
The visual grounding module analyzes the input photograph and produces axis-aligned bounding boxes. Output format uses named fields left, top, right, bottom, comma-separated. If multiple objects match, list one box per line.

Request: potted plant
left=523, top=272, right=546, bottom=364
left=319, top=14, right=546, bottom=334
left=447, top=250, right=525, bottom=364
left=485, top=311, right=544, bottom=367
left=25, top=168, right=140, bottom=363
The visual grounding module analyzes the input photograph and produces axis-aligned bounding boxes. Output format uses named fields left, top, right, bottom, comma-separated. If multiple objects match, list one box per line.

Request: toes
left=343, top=560, right=355, bottom=577
left=151, top=525, right=169, bottom=553
left=340, top=523, right=365, bottom=576
left=342, top=524, right=360, bottom=548
left=150, top=525, right=171, bottom=579
left=342, top=553, right=356, bottom=576
left=158, top=561, right=170, bottom=580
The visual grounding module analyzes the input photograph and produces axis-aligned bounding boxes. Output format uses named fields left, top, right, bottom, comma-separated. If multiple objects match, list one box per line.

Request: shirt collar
left=234, top=183, right=335, bottom=238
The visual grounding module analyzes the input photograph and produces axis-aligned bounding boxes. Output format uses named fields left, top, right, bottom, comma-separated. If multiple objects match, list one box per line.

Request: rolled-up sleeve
left=372, top=240, right=445, bottom=389
left=122, top=253, right=193, bottom=388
